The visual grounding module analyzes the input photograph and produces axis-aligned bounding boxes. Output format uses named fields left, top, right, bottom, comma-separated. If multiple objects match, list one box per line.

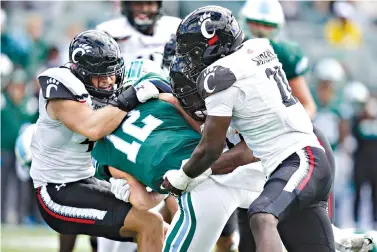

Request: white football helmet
left=344, top=81, right=370, bottom=104
left=314, top=58, right=345, bottom=83
left=239, top=0, right=285, bottom=38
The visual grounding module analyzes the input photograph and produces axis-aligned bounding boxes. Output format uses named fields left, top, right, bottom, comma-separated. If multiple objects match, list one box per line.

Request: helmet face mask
left=69, top=30, right=125, bottom=98
left=170, top=69, right=207, bottom=122
left=121, top=1, right=162, bottom=35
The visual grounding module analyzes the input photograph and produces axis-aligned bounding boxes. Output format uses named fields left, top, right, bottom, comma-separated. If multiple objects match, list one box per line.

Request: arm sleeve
left=205, top=86, right=240, bottom=117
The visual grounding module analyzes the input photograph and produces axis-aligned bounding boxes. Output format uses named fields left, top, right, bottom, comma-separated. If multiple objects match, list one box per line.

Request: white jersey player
left=30, top=29, right=166, bottom=252
left=96, top=1, right=181, bottom=66
left=163, top=6, right=335, bottom=252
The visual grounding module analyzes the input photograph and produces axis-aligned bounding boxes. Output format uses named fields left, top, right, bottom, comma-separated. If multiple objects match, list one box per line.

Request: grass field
left=1, top=225, right=91, bottom=252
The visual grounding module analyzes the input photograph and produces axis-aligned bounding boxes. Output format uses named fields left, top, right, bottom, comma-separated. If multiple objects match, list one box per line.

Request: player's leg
left=89, top=236, right=97, bottom=252
left=216, top=212, right=238, bottom=252
left=59, top=234, right=77, bottom=252
left=35, top=177, right=164, bottom=252
left=237, top=208, right=256, bottom=252
left=248, top=146, right=334, bottom=252
left=277, top=203, right=334, bottom=252
left=313, top=125, right=336, bottom=222
left=163, top=179, right=240, bottom=252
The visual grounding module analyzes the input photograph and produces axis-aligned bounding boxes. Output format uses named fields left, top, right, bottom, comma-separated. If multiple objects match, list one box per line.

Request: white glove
left=134, top=80, right=159, bottom=103
left=162, top=169, right=192, bottom=192
left=110, top=178, right=131, bottom=203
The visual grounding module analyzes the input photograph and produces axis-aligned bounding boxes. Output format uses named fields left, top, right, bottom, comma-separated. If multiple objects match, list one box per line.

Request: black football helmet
left=170, top=6, right=244, bottom=121
left=69, top=30, right=125, bottom=98
left=175, top=5, right=244, bottom=81
left=121, top=1, right=162, bottom=35
left=162, top=34, right=176, bottom=72
left=170, top=55, right=207, bottom=121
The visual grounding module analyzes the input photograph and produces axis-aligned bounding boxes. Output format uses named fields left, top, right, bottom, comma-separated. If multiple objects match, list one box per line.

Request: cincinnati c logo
left=199, top=13, right=215, bottom=39
left=203, top=66, right=217, bottom=93
left=71, top=44, right=93, bottom=63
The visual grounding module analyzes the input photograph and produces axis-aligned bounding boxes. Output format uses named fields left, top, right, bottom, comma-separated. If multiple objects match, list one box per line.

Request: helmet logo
left=203, top=66, right=217, bottom=93
left=199, top=13, right=215, bottom=39
left=72, top=44, right=93, bottom=63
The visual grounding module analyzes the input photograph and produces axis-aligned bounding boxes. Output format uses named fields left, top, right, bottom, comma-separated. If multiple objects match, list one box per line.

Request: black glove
left=109, top=86, right=140, bottom=112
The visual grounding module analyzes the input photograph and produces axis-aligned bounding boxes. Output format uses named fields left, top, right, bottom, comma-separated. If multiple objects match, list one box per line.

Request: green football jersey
left=92, top=100, right=201, bottom=193
left=270, top=39, right=309, bottom=81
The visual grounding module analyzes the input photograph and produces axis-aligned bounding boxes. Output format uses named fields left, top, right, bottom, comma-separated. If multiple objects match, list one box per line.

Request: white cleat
left=335, top=233, right=374, bottom=252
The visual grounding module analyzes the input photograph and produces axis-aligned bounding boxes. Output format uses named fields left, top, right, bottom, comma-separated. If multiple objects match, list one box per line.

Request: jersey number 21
left=106, top=110, right=163, bottom=163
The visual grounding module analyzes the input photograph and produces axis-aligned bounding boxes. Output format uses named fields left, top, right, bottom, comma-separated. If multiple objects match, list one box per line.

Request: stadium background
left=1, top=1, right=376, bottom=251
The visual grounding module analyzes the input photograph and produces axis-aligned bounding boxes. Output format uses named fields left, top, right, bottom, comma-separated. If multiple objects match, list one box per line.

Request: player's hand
left=160, top=169, right=192, bottom=197
left=110, top=178, right=131, bottom=203
left=112, top=80, right=159, bottom=111
left=133, top=80, right=159, bottom=103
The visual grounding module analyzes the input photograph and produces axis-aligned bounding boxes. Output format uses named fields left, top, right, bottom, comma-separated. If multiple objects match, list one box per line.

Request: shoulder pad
left=38, top=67, right=89, bottom=101
left=96, top=18, right=135, bottom=40
left=196, top=65, right=237, bottom=99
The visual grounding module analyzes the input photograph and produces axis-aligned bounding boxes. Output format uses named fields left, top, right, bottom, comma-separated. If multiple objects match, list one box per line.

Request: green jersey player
left=93, top=98, right=201, bottom=193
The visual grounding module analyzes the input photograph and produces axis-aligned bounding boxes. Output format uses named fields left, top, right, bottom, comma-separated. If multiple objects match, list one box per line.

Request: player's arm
left=49, top=100, right=126, bottom=141
left=158, top=93, right=201, bottom=133
left=289, top=76, right=317, bottom=119
left=109, top=166, right=165, bottom=211
left=211, top=139, right=259, bottom=175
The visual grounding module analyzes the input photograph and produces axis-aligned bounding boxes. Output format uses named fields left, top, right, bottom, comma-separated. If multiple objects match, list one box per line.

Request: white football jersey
left=30, top=67, right=95, bottom=188
left=198, top=38, right=322, bottom=177
left=96, top=16, right=181, bottom=66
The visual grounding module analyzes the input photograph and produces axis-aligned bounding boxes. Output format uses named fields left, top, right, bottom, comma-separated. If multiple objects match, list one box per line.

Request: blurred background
left=1, top=0, right=377, bottom=251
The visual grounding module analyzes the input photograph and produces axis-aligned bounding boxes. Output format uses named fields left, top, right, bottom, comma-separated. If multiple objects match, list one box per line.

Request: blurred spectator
left=0, top=9, right=29, bottom=68
left=1, top=68, right=38, bottom=224
left=351, top=94, right=377, bottom=229
left=324, top=1, right=362, bottom=49
left=23, top=14, right=49, bottom=78
left=312, top=58, right=348, bottom=150
left=45, top=46, right=60, bottom=68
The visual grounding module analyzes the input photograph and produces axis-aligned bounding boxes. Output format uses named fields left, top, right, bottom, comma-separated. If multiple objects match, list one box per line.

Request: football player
left=162, top=6, right=334, bottom=252
left=160, top=14, right=373, bottom=252
left=92, top=58, right=266, bottom=252
left=239, top=0, right=316, bottom=119
left=30, top=29, right=164, bottom=252
left=96, top=1, right=181, bottom=66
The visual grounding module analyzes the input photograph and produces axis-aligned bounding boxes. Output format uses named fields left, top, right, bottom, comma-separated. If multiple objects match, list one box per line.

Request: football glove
left=112, top=80, right=159, bottom=111
left=110, top=178, right=131, bottom=203
left=161, top=169, right=192, bottom=197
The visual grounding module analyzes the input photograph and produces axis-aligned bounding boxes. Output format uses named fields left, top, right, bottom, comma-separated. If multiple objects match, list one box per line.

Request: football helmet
left=314, top=58, right=345, bottom=83
left=170, top=55, right=207, bottom=121
left=162, top=34, right=176, bottom=75
left=239, top=0, right=285, bottom=38
left=175, top=6, right=244, bottom=82
left=69, top=30, right=125, bottom=98
left=121, top=1, right=162, bottom=35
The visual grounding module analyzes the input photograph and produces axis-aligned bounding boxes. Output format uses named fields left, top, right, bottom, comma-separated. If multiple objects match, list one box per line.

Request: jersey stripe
left=36, top=186, right=107, bottom=224
left=282, top=148, right=309, bottom=193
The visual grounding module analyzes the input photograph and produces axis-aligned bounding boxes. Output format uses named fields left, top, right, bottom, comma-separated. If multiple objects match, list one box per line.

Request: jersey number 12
left=106, top=110, right=163, bottom=163
left=265, top=65, right=297, bottom=107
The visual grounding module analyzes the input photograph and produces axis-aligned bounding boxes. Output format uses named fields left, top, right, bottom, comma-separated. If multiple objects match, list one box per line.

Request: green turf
left=1, top=225, right=91, bottom=252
